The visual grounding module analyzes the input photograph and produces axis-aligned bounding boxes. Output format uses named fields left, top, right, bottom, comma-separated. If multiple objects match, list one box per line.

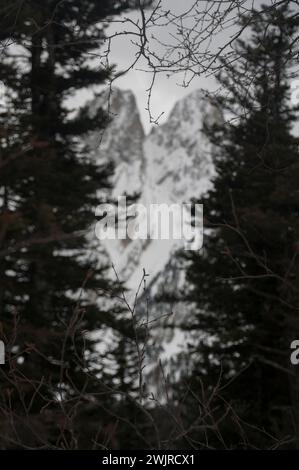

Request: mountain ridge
left=89, top=87, right=220, bottom=290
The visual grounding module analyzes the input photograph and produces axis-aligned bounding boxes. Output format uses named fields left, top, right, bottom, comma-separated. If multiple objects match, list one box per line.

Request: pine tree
left=0, top=0, right=151, bottom=449
left=182, top=4, right=299, bottom=447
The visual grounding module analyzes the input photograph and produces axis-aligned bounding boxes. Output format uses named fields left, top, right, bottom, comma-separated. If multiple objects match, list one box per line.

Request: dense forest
left=0, top=0, right=299, bottom=451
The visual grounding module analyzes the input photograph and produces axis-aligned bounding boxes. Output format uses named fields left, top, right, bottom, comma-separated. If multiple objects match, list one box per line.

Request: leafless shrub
left=0, top=268, right=292, bottom=449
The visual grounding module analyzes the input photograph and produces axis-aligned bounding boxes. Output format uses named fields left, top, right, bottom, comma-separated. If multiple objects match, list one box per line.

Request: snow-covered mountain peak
left=86, top=87, right=222, bottom=374
left=99, top=88, right=145, bottom=164
left=87, top=88, right=145, bottom=196
left=143, top=89, right=218, bottom=207
left=88, top=87, right=221, bottom=290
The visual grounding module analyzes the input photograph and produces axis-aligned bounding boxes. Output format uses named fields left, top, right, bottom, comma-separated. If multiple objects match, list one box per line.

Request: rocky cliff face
left=87, top=88, right=145, bottom=197
left=86, top=87, right=221, bottom=364
left=87, top=87, right=220, bottom=289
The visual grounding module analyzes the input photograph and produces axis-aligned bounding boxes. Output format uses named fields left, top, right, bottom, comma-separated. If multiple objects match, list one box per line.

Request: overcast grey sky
left=108, top=43, right=216, bottom=134
left=67, top=0, right=223, bottom=133
left=70, top=0, right=281, bottom=134
left=106, top=0, right=219, bottom=133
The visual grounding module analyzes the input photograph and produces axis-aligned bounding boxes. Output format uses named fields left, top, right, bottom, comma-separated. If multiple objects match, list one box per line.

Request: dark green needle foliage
left=182, top=4, right=299, bottom=448
left=0, top=0, right=152, bottom=449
